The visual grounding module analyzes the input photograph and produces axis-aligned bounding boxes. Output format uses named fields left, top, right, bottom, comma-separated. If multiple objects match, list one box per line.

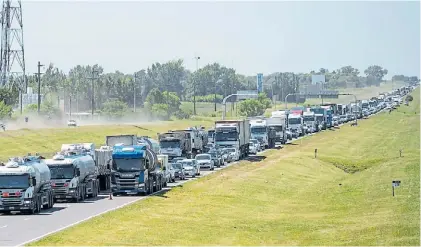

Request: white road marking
left=23, top=218, right=30, bottom=221
left=0, top=225, right=7, bottom=228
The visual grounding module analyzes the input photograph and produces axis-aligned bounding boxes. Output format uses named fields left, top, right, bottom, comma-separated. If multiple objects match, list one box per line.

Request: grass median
left=29, top=88, right=420, bottom=246
left=0, top=119, right=213, bottom=161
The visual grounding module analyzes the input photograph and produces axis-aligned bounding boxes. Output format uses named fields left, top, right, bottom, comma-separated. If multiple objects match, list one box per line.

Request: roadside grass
left=29, top=88, right=420, bottom=246
left=0, top=119, right=214, bottom=161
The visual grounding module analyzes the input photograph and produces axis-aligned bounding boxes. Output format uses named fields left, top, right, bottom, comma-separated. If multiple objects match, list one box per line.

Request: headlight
left=69, top=189, right=75, bottom=193
left=24, top=199, right=32, bottom=204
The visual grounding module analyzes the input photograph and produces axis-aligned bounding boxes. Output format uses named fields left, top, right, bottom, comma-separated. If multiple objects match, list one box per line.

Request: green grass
left=28, top=88, right=420, bottom=246
left=0, top=119, right=214, bottom=161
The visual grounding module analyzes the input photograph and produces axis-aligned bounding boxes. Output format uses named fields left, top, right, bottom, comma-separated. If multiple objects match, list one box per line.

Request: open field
left=180, top=81, right=406, bottom=116
left=0, top=119, right=214, bottom=161
left=28, top=88, right=420, bottom=246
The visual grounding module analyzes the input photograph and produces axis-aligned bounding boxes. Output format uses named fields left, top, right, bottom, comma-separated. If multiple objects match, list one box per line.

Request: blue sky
left=20, top=1, right=420, bottom=78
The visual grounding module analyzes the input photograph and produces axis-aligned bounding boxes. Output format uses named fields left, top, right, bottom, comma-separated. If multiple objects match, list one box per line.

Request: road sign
left=237, top=90, right=258, bottom=101
left=311, top=75, right=326, bottom=85
left=392, top=180, right=401, bottom=187
left=256, top=73, right=263, bottom=93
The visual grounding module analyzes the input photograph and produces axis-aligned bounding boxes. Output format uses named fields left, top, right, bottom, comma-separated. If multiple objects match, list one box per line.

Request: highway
left=0, top=94, right=404, bottom=247
left=0, top=151, right=269, bottom=247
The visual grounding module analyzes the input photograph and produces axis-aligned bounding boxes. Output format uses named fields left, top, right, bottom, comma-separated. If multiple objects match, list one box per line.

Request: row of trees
left=0, top=60, right=418, bottom=120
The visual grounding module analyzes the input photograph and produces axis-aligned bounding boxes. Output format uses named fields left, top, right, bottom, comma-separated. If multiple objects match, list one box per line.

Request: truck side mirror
left=163, top=166, right=166, bottom=171
left=32, top=177, right=36, bottom=186
left=76, top=168, right=81, bottom=176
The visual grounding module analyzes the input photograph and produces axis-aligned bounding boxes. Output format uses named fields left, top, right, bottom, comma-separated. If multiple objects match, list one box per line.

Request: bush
left=195, top=94, right=223, bottom=103
left=0, top=101, right=12, bottom=120
left=101, top=100, right=129, bottom=119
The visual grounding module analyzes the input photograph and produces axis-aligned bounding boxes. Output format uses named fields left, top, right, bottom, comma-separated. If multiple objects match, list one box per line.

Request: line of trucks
left=0, top=85, right=415, bottom=215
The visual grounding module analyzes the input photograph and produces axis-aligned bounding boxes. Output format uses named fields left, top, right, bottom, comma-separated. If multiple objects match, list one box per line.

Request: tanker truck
left=0, top=155, right=54, bottom=215
left=45, top=143, right=100, bottom=202
left=110, top=143, right=165, bottom=196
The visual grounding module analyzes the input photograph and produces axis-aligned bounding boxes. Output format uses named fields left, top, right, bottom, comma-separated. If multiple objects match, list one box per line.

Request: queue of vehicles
left=0, top=85, right=416, bottom=215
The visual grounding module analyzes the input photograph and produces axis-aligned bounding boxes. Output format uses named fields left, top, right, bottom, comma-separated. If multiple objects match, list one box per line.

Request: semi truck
left=249, top=118, right=277, bottom=149
left=267, top=114, right=287, bottom=144
left=110, top=143, right=165, bottom=196
left=45, top=143, right=100, bottom=202
left=310, top=107, right=327, bottom=130
left=214, top=120, right=250, bottom=159
left=0, top=155, right=54, bottom=214
left=207, top=129, right=215, bottom=144
left=302, top=111, right=317, bottom=133
left=158, top=131, right=192, bottom=159
left=287, top=113, right=304, bottom=137
left=320, top=106, right=333, bottom=128
left=94, top=146, right=112, bottom=191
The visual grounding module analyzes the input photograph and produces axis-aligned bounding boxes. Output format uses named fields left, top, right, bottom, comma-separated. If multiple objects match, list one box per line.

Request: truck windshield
left=0, top=174, right=29, bottom=189
left=215, top=131, right=238, bottom=141
left=272, top=126, right=283, bottom=132
left=160, top=140, right=180, bottom=148
left=316, top=116, right=324, bottom=122
left=112, top=158, right=144, bottom=172
left=251, top=127, right=266, bottom=133
left=288, top=118, right=301, bottom=125
left=303, top=116, right=314, bottom=122
left=49, top=165, right=75, bottom=179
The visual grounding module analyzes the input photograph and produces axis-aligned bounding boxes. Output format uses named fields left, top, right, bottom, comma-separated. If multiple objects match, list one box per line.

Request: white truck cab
left=288, top=114, right=304, bottom=136
left=302, top=111, right=316, bottom=133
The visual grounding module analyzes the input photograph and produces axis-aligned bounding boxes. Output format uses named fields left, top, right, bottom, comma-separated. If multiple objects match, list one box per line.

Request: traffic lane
left=0, top=194, right=140, bottom=246
left=11, top=163, right=241, bottom=246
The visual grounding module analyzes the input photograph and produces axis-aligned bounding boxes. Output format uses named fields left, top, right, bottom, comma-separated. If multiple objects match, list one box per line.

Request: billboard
left=237, top=90, right=258, bottom=101
left=311, top=75, right=326, bottom=85
left=256, top=73, right=263, bottom=93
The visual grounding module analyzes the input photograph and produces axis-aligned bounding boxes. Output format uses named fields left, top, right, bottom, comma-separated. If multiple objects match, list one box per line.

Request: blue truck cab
left=110, top=144, right=164, bottom=196
left=310, top=107, right=328, bottom=130
left=110, top=144, right=148, bottom=195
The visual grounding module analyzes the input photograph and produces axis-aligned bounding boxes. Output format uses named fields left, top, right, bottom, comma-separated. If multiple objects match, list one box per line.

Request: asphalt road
left=0, top=152, right=263, bottom=247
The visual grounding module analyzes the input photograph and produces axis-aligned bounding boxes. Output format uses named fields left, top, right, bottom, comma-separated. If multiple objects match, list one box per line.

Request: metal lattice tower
left=0, top=0, right=26, bottom=90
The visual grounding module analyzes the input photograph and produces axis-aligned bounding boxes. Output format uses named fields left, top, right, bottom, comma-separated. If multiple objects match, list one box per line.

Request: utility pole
left=36, top=61, right=44, bottom=114
left=193, top=56, right=200, bottom=115
left=69, top=95, right=72, bottom=119
left=87, top=69, right=99, bottom=119
left=133, top=73, right=139, bottom=113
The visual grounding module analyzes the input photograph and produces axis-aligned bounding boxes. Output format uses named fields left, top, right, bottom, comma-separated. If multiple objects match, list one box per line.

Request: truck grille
left=0, top=193, right=23, bottom=206
left=116, top=178, right=138, bottom=189
left=52, top=182, right=69, bottom=195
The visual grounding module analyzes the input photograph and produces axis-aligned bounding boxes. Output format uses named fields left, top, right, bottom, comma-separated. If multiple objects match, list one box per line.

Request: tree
left=257, top=92, right=272, bottom=108
left=238, top=99, right=265, bottom=117
left=102, top=100, right=129, bottom=119
left=0, top=101, right=12, bottom=119
left=364, top=65, right=388, bottom=86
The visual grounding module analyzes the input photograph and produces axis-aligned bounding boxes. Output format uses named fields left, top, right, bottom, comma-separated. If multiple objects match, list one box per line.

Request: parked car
left=250, top=139, right=261, bottom=152
left=224, top=147, right=240, bottom=161
left=180, top=159, right=200, bottom=177
left=172, top=162, right=186, bottom=180
left=249, top=141, right=258, bottom=154
left=195, top=154, right=214, bottom=170
left=208, top=150, right=223, bottom=167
